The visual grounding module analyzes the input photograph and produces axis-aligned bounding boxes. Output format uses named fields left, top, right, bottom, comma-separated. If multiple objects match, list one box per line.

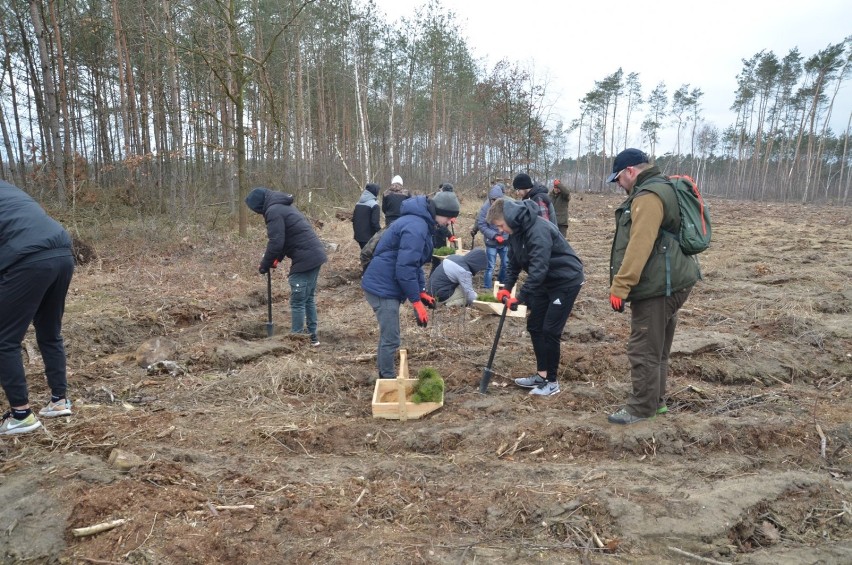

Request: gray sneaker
left=514, top=375, right=547, bottom=388
left=529, top=381, right=560, bottom=396
left=608, top=408, right=654, bottom=425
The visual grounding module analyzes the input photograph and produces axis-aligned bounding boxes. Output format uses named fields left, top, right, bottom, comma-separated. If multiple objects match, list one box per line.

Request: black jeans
left=526, top=282, right=583, bottom=381
left=0, top=254, right=74, bottom=407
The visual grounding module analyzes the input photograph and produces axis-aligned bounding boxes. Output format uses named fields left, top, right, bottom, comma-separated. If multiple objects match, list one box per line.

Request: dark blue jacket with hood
left=0, top=180, right=72, bottom=274
left=245, top=187, right=327, bottom=274
left=361, top=195, right=436, bottom=302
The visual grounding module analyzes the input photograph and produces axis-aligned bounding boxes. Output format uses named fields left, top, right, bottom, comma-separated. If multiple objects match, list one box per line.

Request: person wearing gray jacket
left=0, top=181, right=75, bottom=435
left=426, top=248, right=487, bottom=307
left=476, top=183, right=509, bottom=291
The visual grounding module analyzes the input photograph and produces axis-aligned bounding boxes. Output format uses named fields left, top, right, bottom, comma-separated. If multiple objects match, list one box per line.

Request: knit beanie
left=365, top=183, right=380, bottom=197
left=432, top=191, right=460, bottom=218
left=391, top=175, right=404, bottom=186
left=512, top=173, right=533, bottom=190
left=440, top=182, right=454, bottom=192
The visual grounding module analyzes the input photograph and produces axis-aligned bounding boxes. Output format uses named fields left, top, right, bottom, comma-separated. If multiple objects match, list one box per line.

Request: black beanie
left=512, top=173, right=533, bottom=190
left=365, top=183, right=380, bottom=197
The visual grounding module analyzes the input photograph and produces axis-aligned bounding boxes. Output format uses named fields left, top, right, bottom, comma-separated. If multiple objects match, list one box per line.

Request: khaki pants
left=626, top=287, right=692, bottom=417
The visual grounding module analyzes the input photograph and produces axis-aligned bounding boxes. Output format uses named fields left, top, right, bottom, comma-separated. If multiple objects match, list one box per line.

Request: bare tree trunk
left=29, top=0, right=66, bottom=203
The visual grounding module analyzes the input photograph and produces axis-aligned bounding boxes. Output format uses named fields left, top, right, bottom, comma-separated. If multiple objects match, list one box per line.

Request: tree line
left=1, top=0, right=850, bottom=231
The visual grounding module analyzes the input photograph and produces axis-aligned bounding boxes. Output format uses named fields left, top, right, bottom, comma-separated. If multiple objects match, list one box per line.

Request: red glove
left=496, top=289, right=519, bottom=311
left=610, top=294, right=625, bottom=312
left=448, top=235, right=458, bottom=243
left=495, top=235, right=505, bottom=244
left=419, top=291, right=436, bottom=309
left=412, top=301, right=429, bottom=327
left=258, top=259, right=279, bottom=275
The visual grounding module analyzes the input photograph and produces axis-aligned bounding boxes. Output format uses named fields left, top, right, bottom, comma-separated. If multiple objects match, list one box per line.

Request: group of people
left=0, top=147, right=699, bottom=436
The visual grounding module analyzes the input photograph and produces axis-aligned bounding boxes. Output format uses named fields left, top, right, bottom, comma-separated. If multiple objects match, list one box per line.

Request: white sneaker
left=514, top=375, right=547, bottom=388
left=39, top=399, right=72, bottom=418
left=0, top=411, right=42, bottom=435
left=529, top=381, right=560, bottom=396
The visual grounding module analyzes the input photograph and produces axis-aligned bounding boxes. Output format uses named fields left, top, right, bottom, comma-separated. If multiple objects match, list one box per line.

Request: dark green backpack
left=359, top=228, right=387, bottom=273
left=665, top=175, right=712, bottom=255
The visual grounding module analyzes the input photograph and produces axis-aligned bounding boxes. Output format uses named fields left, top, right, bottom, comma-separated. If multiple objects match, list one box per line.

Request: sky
left=370, top=0, right=852, bottom=155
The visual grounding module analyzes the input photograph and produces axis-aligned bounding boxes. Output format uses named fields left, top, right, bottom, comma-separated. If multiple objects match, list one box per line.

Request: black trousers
left=0, top=254, right=74, bottom=407
left=526, top=281, right=583, bottom=381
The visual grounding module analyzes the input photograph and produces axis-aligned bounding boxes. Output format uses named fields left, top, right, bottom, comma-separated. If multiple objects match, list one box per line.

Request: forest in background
left=1, top=0, right=850, bottom=232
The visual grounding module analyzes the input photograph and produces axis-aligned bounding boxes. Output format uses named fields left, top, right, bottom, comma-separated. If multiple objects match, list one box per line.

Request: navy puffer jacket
left=361, top=195, right=436, bottom=302
left=245, top=187, right=327, bottom=274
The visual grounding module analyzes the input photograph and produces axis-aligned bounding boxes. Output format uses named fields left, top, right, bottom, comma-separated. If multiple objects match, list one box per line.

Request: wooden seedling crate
left=471, top=282, right=526, bottom=318
left=371, top=349, right=443, bottom=420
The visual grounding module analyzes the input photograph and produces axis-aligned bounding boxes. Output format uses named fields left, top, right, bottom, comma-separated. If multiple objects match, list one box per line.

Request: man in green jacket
left=606, top=149, right=700, bottom=425
left=549, top=179, right=570, bottom=238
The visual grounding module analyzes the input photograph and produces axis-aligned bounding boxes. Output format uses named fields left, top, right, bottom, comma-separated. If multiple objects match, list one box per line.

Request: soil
left=1, top=194, right=850, bottom=565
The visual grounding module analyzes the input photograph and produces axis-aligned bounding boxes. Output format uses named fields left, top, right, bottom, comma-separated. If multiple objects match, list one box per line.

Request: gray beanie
left=432, top=191, right=460, bottom=218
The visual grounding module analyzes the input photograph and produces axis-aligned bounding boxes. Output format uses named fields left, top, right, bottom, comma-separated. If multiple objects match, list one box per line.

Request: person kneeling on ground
left=0, top=180, right=75, bottom=435
left=362, top=191, right=460, bottom=379
left=426, top=248, right=487, bottom=307
left=486, top=197, right=585, bottom=397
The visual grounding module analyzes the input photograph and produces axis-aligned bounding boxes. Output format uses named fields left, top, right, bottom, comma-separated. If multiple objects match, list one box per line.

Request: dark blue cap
left=607, top=148, right=649, bottom=183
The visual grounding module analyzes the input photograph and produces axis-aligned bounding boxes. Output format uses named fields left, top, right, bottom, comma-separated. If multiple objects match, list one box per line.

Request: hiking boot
left=311, top=340, right=321, bottom=347
left=39, top=399, right=72, bottom=418
left=529, top=381, right=560, bottom=396
left=514, top=375, right=547, bottom=388
left=656, top=404, right=668, bottom=415
left=0, top=411, right=42, bottom=435
left=608, top=408, right=654, bottom=425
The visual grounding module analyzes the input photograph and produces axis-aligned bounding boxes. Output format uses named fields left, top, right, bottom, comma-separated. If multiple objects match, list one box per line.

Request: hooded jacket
left=245, top=187, right=327, bottom=274
left=502, top=199, right=584, bottom=304
left=361, top=195, right=436, bottom=302
left=426, top=247, right=487, bottom=304
left=0, top=180, right=73, bottom=274
left=352, top=189, right=382, bottom=244
left=476, top=184, right=509, bottom=247
left=523, top=183, right=558, bottom=226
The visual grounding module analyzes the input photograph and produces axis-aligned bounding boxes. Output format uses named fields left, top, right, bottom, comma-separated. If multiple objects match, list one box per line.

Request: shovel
left=266, top=269, right=274, bottom=337
left=479, top=298, right=509, bottom=393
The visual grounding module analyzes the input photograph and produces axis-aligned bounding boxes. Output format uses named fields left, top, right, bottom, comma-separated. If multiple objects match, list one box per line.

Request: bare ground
left=0, top=193, right=850, bottom=565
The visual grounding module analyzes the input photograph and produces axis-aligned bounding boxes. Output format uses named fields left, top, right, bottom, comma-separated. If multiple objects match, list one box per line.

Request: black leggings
left=526, top=282, right=582, bottom=381
left=0, top=254, right=74, bottom=407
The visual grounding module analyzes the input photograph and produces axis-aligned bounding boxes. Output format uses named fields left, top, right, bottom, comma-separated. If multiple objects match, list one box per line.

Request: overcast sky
left=370, top=0, right=852, bottom=154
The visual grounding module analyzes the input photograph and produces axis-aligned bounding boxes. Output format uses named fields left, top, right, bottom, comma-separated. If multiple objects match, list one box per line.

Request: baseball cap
left=607, top=149, right=649, bottom=183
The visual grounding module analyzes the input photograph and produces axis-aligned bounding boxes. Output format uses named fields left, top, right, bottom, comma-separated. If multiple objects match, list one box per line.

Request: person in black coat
left=487, top=197, right=584, bottom=398
left=0, top=181, right=75, bottom=435
left=245, top=187, right=328, bottom=346
left=352, top=183, right=382, bottom=249
left=382, top=175, right=411, bottom=227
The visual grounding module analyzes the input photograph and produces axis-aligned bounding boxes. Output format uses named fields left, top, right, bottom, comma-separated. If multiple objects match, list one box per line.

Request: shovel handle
left=266, top=270, right=274, bottom=337
left=479, top=300, right=509, bottom=393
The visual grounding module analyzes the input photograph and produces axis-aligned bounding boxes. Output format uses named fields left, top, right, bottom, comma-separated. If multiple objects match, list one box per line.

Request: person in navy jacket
left=0, top=181, right=75, bottom=435
left=245, top=187, right=328, bottom=346
left=361, top=191, right=460, bottom=379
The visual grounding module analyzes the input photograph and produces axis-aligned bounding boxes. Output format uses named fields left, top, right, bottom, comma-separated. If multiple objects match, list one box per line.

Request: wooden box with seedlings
left=432, top=246, right=456, bottom=261
left=471, top=282, right=526, bottom=318
left=371, top=349, right=444, bottom=420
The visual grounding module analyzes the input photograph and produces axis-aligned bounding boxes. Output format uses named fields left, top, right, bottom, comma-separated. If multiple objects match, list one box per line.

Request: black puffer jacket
left=502, top=199, right=584, bottom=304
left=0, top=180, right=73, bottom=274
left=245, top=187, right=327, bottom=274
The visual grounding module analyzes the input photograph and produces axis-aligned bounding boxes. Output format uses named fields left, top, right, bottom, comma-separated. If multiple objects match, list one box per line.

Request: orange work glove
left=496, top=289, right=519, bottom=311
left=495, top=235, right=505, bottom=244
left=610, top=294, right=625, bottom=312
left=412, top=301, right=429, bottom=327
left=419, top=291, right=436, bottom=309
